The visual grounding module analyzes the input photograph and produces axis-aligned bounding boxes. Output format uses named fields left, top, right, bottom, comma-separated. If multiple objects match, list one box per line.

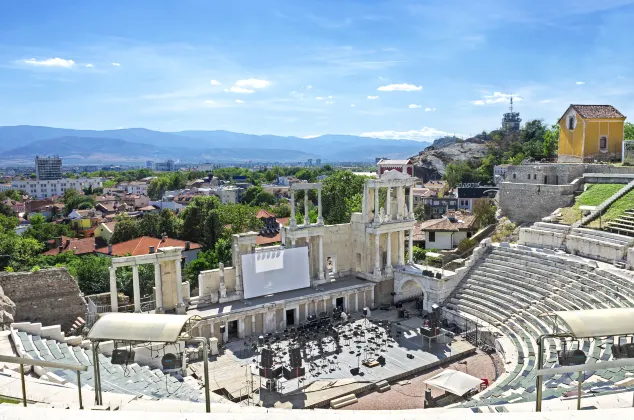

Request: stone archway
left=398, top=279, right=424, bottom=302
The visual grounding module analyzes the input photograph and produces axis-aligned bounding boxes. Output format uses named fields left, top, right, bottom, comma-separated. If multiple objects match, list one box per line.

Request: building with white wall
left=11, top=178, right=104, bottom=199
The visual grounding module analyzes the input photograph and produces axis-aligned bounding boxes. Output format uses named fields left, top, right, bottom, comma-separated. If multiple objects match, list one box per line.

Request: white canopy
left=424, top=369, right=482, bottom=396
left=554, top=308, right=634, bottom=338
left=87, top=313, right=194, bottom=343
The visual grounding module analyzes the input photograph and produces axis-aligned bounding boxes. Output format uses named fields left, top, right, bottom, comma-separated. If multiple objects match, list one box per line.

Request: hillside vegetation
left=560, top=184, right=634, bottom=228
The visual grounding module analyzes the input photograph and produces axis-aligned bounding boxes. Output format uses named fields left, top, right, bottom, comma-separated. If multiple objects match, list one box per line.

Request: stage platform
left=187, top=276, right=370, bottom=318
left=190, top=306, right=476, bottom=409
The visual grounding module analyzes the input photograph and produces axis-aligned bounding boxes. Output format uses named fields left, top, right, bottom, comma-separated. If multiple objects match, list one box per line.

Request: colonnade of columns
left=206, top=287, right=374, bottom=341
left=372, top=229, right=414, bottom=277
left=109, top=261, right=166, bottom=313
left=363, top=183, right=414, bottom=223
left=289, top=184, right=323, bottom=228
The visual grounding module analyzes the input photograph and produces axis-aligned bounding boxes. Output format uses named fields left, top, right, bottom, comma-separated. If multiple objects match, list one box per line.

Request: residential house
left=122, top=194, right=149, bottom=209
left=94, top=221, right=117, bottom=244
left=214, top=186, right=243, bottom=204
left=95, top=236, right=201, bottom=264
left=255, top=209, right=284, bottom=246
left=2, top=199, right=25, bottom=215
left=95, top=202, right=119, bottom=216
left=493, top=164, right=510, bottom=185
left=68, top=208, right=102, bottom=238
left=456, top=186, right=498, bottom=212
left=423, top=180, right=448, bottom=196
left=11, top=177, right=103, bottom=199
left=377, top=159, right=414, bottom=176
left=411, top=188, right=436, bottom=207
left=419, top=197, right=458, bottom=219
left=117, top=181, right=148, bottom=196
left=558, top=104, right=626, bottom=162
left=42, top=236, right=96, bottom=256
left=277, top=176, right=300, bottom=186
left=417, top=211, right=477, bottom=250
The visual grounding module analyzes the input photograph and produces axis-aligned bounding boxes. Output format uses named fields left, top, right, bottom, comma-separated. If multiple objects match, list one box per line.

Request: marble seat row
left=446, top=245, right=634, bottom=407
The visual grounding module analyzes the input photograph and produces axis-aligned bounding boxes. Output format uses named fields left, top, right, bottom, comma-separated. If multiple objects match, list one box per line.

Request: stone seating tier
left=445, top=245, right=634, bottom=407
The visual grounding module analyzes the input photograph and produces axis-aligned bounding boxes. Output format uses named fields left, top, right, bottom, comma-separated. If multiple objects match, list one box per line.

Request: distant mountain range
left=0, top=126, right=431, bottom=164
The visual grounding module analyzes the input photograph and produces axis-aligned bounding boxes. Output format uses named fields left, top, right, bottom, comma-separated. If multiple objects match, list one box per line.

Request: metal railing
left=0, top=355, right=87, bottom=409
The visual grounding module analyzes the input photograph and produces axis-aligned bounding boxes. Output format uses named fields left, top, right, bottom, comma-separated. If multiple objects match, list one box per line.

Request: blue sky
left=1, top=0, right=634, bottom=141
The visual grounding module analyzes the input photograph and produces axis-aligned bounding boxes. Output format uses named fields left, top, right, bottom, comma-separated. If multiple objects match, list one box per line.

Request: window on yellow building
left=599, top=136, right=607, bottom=150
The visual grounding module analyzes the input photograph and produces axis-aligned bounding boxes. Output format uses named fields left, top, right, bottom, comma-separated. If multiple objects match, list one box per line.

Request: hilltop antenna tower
left=501, top=96, right=521, bottom=132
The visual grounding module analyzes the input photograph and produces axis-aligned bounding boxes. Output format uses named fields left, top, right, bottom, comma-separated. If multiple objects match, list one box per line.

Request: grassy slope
left=559, top=184, right=625, bottom=226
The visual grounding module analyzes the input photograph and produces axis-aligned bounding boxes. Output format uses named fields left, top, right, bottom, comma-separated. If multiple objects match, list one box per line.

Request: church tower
left=501, top=97, right=522, bottom=132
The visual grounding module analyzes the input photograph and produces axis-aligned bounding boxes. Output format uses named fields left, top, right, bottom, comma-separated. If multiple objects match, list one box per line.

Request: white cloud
left=576, top=81, right=585, bottom=85
left=22, top=57, right=75, bottom=68
left=235, top=99, right=244, bottom=103
left=408, top=104, right=421, bottom=109
left=367, top=95, right=379, bottom=100
left=350, top=104, right=356, bottom=107
left=360, top=127, right=461, bottom=141
left=111, top=62, right=121, bottom=67
left=540, top=99, right=552, bottom=103
left=302, top=135, right=322, bottom=139
left=204, top=100, right=214, bottom=104
left=235, top=78, right=270, bottom=89
left=316, top=96, right=325, bottom=100
left=328, top=95, right=333, bottom=99
left=85, top=63, right=94, bottom=68
left=470, top=92, right=521, bottom=105
left=306, top=85, right=313, bottom=89
left=325, top=100, right=334, bottom=105
left=210, top=80, right=221, bottom=85
left=225, top=86, right=254, bottom=94
left=425, top=107, right=436, bottom=112
left=377, top=83, right=422, bottom=92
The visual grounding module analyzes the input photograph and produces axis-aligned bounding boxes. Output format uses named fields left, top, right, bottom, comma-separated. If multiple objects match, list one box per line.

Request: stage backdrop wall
left=241, top=247, right=310, bottom=299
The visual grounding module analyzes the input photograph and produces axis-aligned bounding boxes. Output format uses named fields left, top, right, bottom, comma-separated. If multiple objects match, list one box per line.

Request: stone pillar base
left=176, top=304, right=186, bottom=315
left=373, top=268, right=382, bottom=278
left=154, top=307, right=165, bottom=314
left=385, top=265, right=393, bottom=276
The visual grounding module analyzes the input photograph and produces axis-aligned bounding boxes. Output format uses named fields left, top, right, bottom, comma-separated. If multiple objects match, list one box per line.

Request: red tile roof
left=256, top=232, right=281, bottom=245
left=276, top=217, right=289, bottom=226
left=570, top=105, right=625, bottom=119
left=95, top=236, right=201, bottom=256
left=256, top=209, right=276, bottom=219
left=42, top=236, right=96, bottom=256
left=417, top=212, right=477, bottom=232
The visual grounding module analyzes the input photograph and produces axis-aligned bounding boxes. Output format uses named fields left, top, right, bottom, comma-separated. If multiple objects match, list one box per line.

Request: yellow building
left=558, top=104, right=626, bottom=162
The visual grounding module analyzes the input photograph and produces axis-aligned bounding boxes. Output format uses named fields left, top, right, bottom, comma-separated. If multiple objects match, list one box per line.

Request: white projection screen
left=241, top=247, right=310, bottom=299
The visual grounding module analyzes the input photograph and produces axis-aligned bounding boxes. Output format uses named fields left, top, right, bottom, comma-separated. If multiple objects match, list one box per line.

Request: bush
left=457, top=237, right=477, bottom=253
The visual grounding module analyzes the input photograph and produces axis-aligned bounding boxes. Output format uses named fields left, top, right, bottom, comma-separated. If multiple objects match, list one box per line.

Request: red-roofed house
left=377, top=159, right=414, bottom=176
left=42, top=236, right=96, bottom=256
left=95, top=236, right=201, bottom=264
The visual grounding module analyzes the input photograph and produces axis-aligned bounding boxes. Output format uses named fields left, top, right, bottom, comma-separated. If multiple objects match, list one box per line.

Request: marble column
left=370, top=288, right=375, bottom=309
left=252, top=315, right=256, bottom=335
left=398, top=230, right=405, bottom=265
left=362, top=183, right=368, bottom=221
left=175, top=258, right=185, bottom=313
left=223, top=322, right=229, bottom=343
left=373, top=233, right=381, bottom=277
left=385, top=231, right=393, bottom=275
left=408, top=185, right=414, bottom=219
left=132, top=265, right=141, bottom=312
left=386, top=186, right=392, bottom=221
left=290, top=190, right=297, bottom=228
left=318, top=234, right=325, bottom=280
left=305, top=303, right=309, bottom=321
left=304, top=192, right=310, bottom=226
left=317, top=188, right=323, bottom=225
left=291, top=238, right=296, bottom=247
left=154, top=262, right=163, bottom=313
left=408, top=228, right=414, bottom=264
left=109, top=267, right=118, bottom=312
left=219, top=262, right=227, bottom=299
left=234, top=242, right=242, bottom=293
left=397, top=186, right=404, bottom=220
left=238, top=317, right=245, bottom=339
left=374, top=186, right=380, bottom=223
left=355, top=293, right=359, bottom=312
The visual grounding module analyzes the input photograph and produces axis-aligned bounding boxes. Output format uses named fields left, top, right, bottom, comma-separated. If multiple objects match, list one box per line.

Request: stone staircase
left=375, top=379, right=391, bottom=393
left=607, top=209, right=634, bottom=237
left=9, top=322, right=205, bottom=403
left=330, top=393, right=358, bottom=409
left=575, top=179, right=634, bottom=228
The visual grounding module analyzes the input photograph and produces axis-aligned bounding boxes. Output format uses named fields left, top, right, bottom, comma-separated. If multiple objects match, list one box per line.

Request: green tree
left=179, top=196, right=223, bottom=250
left=543, top=124, right=560, bottom=158
left=252, top=191, right=276, bottom=206
left=321, top=171, right=367, bottom=224
left=243, top=186, right=263, bottom=204
left=70, top=254, right=111, bottom=295
left=62, top=188, right=96, bottom=216
left=111, top=214, right=140, bottom=244
left=0, top=190, right=25, bottom=201
left=23, top=213, right=74, bottom=243
left=271, top=202, right=291, bottom=218
left=0, top=202, right=15, bottom=217
left=473, top=198, right=497, bottom=229
left=147, top=177, right=170, bottom=200
left=625, top=122, right=634, bottom=140
left=218, top=204, right=261, bottom=236
left=414, top=203, right=432, bottom=221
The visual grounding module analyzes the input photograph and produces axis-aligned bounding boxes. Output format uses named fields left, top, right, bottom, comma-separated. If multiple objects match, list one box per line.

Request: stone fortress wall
left=0, top=267, right=86, bottom=331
